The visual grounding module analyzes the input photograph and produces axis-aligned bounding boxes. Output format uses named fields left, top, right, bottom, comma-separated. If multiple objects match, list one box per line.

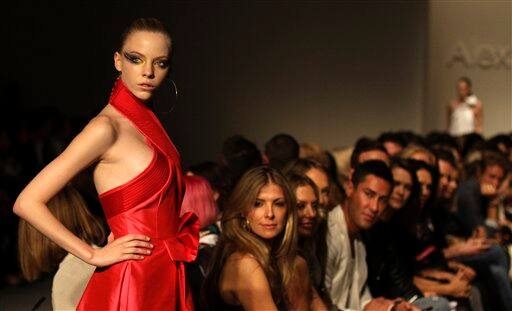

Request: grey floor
left=0, top=276, right=52, bottom=311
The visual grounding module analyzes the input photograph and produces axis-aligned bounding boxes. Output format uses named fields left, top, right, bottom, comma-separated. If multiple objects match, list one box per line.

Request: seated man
left=456, top=151, right=508, bottom=238
left=324, top=161, right=418, bottom=311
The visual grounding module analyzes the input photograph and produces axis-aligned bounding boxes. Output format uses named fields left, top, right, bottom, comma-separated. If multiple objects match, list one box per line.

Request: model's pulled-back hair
left=203, top=166, right=297, bottom=310
left=119, top=18, right=172, bottom=51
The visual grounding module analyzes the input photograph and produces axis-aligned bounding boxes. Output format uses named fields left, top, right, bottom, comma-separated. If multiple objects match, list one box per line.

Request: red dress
left=77, top=79, right=199, bottom=310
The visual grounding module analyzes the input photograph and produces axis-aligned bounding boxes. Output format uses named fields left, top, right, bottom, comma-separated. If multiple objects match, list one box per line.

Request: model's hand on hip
left=89, top=234, right=153, bottom=267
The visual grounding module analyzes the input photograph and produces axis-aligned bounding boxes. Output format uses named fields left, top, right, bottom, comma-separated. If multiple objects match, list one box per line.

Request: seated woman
left=203, top=166, right=326, bottom=310
left=286, top=173, right=329, bottom=307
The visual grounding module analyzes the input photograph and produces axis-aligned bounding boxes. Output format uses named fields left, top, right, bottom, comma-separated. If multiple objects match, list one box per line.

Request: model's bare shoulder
left=84, top=114, right=118, bottom=143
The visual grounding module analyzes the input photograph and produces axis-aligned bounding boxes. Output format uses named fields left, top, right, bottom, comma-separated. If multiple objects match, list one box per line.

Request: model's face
left=246, top=182, right=287, bottom=240
left=389, top=167, right=413, bottom=210
left=114, top=31, right=171, bottom=102
left=383, top=141, right=403, bottom=157
left=480, top=165, right=505, bottom=190
left=295, top=185, right=318, bottom=237
left=438, top=160, right=455, bottom=200
left=306, top=168, right=330, bottom=207
left=417, top=168, right=433, bottom=209
left=348, top=175, right=391, bottom=230
left=456, top=81, right=470, bottom=99
left=359, top=150, right=391, bottom=166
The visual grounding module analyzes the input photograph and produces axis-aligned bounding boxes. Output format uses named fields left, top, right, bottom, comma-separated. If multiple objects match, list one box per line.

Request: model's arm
left=13, top=116, right=152, bottom=267
left=230, top=255, right=278, bottom=311
left=474, top=100, right=483, bottom=134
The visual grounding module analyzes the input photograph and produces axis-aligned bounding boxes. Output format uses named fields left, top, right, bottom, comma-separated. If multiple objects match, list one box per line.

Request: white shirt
left=324, top=205, right=372, bottom=311
left=449, top=95, right=478, bottom=136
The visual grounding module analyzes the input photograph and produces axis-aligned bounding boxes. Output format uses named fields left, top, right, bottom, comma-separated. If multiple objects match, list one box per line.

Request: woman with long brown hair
left=18, top=185, right=105, bottom=310
left=203, top=166, right=325, bottom=310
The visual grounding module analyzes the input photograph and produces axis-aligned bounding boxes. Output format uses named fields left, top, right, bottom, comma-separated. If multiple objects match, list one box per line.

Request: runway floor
left=0, top=276, right=52, bottom=310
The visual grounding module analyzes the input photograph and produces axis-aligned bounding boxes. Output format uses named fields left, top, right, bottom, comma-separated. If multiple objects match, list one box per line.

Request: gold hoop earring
left=155, top=79, right=179, bottom=115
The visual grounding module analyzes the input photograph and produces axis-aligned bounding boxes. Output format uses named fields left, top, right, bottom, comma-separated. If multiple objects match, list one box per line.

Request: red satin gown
left=77, top=79, right=199, bottom=310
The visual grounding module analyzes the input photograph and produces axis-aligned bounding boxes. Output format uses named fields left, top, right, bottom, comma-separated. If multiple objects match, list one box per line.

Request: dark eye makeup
left=123, top=52, right=142, bottom=64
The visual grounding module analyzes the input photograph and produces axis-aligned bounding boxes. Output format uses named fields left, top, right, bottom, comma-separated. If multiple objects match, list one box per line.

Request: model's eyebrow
left=125, top=50, right=144, bottom=56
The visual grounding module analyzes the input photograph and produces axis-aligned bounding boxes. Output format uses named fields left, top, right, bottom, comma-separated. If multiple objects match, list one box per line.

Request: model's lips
left=138, top=83, right=156, bottom=91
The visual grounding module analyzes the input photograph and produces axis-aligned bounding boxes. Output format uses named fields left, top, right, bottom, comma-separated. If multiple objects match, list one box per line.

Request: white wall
left=425, top=1, right=512, bottom=136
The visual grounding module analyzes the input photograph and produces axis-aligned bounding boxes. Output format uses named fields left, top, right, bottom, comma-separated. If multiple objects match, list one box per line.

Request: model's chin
left=133, top=90, right=154, bottom=102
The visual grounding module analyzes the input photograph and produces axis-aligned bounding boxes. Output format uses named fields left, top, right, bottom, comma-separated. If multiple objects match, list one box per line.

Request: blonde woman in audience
left=203, top=166, right=326, bottom=310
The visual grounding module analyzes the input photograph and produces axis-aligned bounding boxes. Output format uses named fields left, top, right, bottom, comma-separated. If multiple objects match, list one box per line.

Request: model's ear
left=114, top=52, right=122, bottom=73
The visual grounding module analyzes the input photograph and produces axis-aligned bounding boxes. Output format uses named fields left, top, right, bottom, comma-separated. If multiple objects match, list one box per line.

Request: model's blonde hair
left=204, top=166, right=297, bottom=309
left=18, top=186, right=105, bottom=281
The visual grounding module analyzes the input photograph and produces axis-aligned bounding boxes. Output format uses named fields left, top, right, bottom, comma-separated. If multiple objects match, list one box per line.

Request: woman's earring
left=242, top=218, right=251, bottom=231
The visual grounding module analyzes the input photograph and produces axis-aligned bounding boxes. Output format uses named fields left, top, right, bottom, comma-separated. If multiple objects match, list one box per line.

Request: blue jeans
left=457, top=245, right=512, bottom=310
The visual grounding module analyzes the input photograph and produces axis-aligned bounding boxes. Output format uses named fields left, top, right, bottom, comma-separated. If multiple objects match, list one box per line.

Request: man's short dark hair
left=378, top=132, right=406, bottom=148
left=350, top=138, right=388, bottom=169
left=352, top=160, right=393, bottom=189
left=264, top=133, right=299, bottom=171
left=221, top=135, right=262, bottom=179
left=425, top=131, right=458, bottom=151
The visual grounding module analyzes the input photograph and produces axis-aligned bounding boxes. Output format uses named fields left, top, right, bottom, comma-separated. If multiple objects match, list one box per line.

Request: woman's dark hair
left=407, top=160, right=439, bottom=241
left=433, top=147, right=457, bottom=168
left=389, top=158, right=421, bottom=234
left=119, top=18, right=171, bottom=51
